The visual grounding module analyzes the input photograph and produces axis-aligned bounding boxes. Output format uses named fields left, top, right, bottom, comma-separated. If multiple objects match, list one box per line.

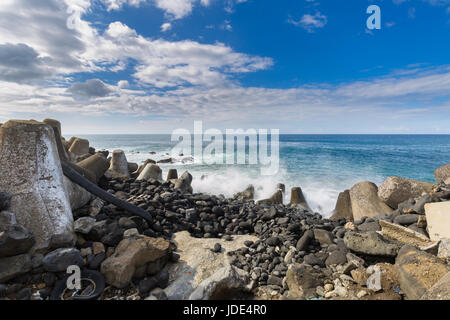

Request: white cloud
left=288, top=12, right=328, bottom=32
left=68, top=79, right=114, bottom=99
left=0, top=43, right=53, bottom=83
left=155, top=0, right=211, bottom=19
left=1, top=65, right=449, bottom=133
left=0, top=1, right=272, bottom=89
left=102, top=0, right=147, bottom=11
left=161, top=22, right=172, bottom=32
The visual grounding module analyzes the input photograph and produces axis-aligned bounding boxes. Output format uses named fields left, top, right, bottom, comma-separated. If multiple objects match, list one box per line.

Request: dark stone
left=244, top=240, right=254, bottom=247
left=170, top=252, right=180, bottom=263
left=149, top=287, right=168, bottom=300
left=303, top=254, right=325, bottom=267
left=139, top=277, right=158, bottom=294
left=212, top=206, right=224, bottom=216
left=212, top=243, right=222, bottom=253
left=266, top=237, right=280, bottom=246
left=296, top=230, right=314, bottom=251
left=313, top=229, right=334, bottom=245
left=49, top=232, right=75, bottom=249
left=267, top=275, right=283, bottom=286
left=394, top=214, right=419, bottom=226
left=412, top=194, right=432, bottom=214
left=287, top=223, right=301, bottom=233
left=0, top=254, right=32, bottom=283
left=0, top=192, right=11, bottom=211
left=156, top=269, right=169, bottom=288
left=325, top=250, right=347, bottom=267
left=0, top=225, right=35, bottom=258
left=343, top=231, right=400, bottom=257
left=42, top=248, right=84, bottom=272
left=88, top=253, right=106, bottom=269
left=357, top=221, right=381, bottom=232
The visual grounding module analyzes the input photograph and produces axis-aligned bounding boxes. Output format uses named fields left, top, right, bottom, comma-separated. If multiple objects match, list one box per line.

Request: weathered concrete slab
left=0, top=120, right=74, bottom=251
left=379, top=219, right=431, bottom=247
left=424, top=201, right=450, bottom=241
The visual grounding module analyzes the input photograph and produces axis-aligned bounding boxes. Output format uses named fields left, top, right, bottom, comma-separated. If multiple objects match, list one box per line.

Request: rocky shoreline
left=0, top=119, right=449, bottom=300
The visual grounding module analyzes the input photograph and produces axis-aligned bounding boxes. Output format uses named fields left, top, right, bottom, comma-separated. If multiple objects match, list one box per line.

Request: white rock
left=357, top=290, right=368, bottom=298
left=188, top=265, right=249, bottom=300
left=367, top=271, right=382, bottom=292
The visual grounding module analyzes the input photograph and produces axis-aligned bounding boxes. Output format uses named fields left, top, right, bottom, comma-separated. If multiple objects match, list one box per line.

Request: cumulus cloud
left=67, top=79, right=114, bottom=99
left=0, top=43, right=53, bottom=83
left=155, top=0, right=211, bottom=19
left=288, top=12, right=328, bottom=32
left=101, top=0, right=147, bottom=11
left=0, top=1, right=272, bottom=90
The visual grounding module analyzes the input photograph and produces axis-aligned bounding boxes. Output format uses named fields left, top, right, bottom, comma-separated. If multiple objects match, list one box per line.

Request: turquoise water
left=75, top=134, right=450, bottom=216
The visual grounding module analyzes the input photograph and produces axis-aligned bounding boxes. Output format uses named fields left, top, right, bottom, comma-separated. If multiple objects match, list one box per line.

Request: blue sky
left=0, top=0, right=449, bottom=134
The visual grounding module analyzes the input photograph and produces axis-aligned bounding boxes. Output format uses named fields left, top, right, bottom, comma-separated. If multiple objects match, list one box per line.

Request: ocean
left=74, top=134, right=450, bottom=217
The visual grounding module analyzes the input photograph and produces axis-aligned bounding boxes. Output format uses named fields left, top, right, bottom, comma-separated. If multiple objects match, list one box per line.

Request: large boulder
left=349, top=181, right=392, bottom=220
left=173, top=171, right=193, bottom=194
left=164, top=231, right=257, bottom=300
left=0, top=120, right=74, bottom=251
left=166, top=169, right=178, bottom=181
left=188, top=265, right=249, bottom=300
left=77, top=153, right=109, bottom=183
left=257, top=190, right=283, bottom=205
left=289, top=187, right=311, bottom=211
left=100, top=235, right=170, bottom=288
left=285, top=264, right=326, bottom=299
left=425, top=201, right=450, bottom=241
left=330, top=190, right=353, bottom=221
left=434, top=163, right=450, bottom=183
left=105, top=150, right=130, bottom=179
left=135, top=159, right=157, bottom=177
left=68, top=138, right=89, bottom=156
left=396, top=245, right=450, bottom=300
left=137, top=163, right=163, bottom=181
left=343, top=231, right=400, bottom=257
left=420, top=271, right=450, bottom=300
left=377, top=176, right=434, bottom=209
left=234, top=185, right=255, bottom=201
left=42, top=248, right=84, bottom=272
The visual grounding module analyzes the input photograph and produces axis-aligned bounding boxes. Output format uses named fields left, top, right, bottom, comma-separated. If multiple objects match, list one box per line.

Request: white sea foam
left=123, top=151, right=345, bottom=218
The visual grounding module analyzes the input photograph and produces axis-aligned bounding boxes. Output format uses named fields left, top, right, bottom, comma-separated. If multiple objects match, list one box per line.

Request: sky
left=0, top=0, right=449, bottom=134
